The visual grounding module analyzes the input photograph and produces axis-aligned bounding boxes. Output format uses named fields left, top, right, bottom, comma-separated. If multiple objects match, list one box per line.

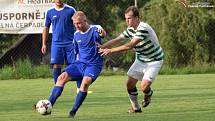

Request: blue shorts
left=64, top=62, right=103, bottom=81
left=50, top=45, right=76, bottom=65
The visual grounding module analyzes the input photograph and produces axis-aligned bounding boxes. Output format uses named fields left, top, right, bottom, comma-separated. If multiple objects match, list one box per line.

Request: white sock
left=128, top=94, right=141, bottom=110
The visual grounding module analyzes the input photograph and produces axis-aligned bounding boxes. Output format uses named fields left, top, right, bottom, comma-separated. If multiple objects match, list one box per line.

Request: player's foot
left=128, top=107, right=142, bottom=113
left=42, top=112, right=52, bottom=115
left=142, top=90, right=153, bottom=108
left=68, top=111, right=75, bottom=118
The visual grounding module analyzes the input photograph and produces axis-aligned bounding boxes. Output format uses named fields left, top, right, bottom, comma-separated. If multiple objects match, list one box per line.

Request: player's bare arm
left=101, top=35, right=124, bottom=49
left=41, top=27, right=49, bottom=54
left=100, top=37, right=141, bottom=56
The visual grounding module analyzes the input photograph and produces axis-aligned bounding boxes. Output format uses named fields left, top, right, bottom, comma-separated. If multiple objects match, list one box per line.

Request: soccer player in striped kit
left=99, top=6, right=164, bottom=113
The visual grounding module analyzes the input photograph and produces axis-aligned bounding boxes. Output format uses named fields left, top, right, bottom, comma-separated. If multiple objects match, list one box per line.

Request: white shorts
left=127, top=59, right=163, bottom=82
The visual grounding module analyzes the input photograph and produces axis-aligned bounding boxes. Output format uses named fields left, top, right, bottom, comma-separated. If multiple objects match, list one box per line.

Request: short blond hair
left=72, top=11, right=87, bottom=21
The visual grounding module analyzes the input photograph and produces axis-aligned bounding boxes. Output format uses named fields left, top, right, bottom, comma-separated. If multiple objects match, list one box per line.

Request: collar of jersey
left=54, top=4, right=65, bottom=11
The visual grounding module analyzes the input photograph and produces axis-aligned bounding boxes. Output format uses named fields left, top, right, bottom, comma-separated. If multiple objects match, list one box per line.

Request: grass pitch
left=0, top=74, right=215, bottom=121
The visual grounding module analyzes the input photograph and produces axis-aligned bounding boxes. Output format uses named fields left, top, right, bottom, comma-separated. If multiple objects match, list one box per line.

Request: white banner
left=0, top=0, right=53, bottom=34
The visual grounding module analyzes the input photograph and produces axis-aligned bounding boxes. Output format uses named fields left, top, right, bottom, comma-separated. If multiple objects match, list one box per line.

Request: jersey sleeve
left=133, top=26, right=149, bottom=40
left=90, top=27, right=102, bottom=45
left=95, top=30, right=102, bottom=44
left=67, top=4, right=76, bottom=13
left=93, top=25, right=102, bottom=29
left=73, top=34, right=79, bottom=54
left=44, top=11, right=51, bottom=28
left=72, top=7, right=76, bottom=13
left=120, top=29, right=130, bottom=39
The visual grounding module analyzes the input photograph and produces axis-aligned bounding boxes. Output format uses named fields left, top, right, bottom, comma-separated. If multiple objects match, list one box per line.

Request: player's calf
left=142, top=90, right=153, bottom=108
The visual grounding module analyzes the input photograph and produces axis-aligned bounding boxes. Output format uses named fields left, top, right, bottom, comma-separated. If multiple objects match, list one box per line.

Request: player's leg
left=127, top=76, right=142, bottom=113
left=48, top=62, right=82, bottom=108
left=76, top=80, right=93, bottom=94
left=141, top=60, right=163, bottom=108
left=126, top=60, right=144, bottom=113
left=141, top=79, right=153, bottom=108
left=68, top=76, right=92, bottom=117
left=53, top=64, right=62, bottom=84
left=69, top=64, right=102, bottom=118
left=64, top=46, right=82, bottom=92
left=76, top=80, right=82, bottom=93
left=51, top=46, right=65, bottom=84
left=48, top=72, right=70, bottom=106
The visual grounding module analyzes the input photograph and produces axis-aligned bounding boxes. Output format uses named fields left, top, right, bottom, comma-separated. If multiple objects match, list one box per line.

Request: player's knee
left=140, top=80, right=151, bottom=92
left=80, top=77, right=92, bottom=91
left=126, top=79, right=136, bottom=89
left=56, top=73, right=68, bottom=86
left=80, top=83, right=89, bottom=92
left=126, top=81, right=132, bottom=89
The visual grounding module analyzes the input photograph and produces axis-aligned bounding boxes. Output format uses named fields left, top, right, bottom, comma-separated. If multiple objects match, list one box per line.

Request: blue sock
left=53, top=68, right=61, bottom=84
left=71, top=91, right=87, bottom=114
left=76, top=80, right=82, bottom=88
left=48, top=86, right=63, bottom=106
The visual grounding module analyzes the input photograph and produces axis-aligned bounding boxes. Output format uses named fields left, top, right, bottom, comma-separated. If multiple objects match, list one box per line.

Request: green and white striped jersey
left=120, top=22, right=164, bottom=63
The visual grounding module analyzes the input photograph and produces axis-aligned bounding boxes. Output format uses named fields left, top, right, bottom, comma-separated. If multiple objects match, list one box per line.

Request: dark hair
left=125, top=6, right=139, bottom=17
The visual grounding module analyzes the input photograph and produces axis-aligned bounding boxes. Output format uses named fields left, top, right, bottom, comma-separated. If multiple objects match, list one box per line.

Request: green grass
left=0, top=74, right=215, bottom=121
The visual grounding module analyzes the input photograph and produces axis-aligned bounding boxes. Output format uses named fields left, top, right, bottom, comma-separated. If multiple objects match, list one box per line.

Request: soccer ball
left=36, top=99, right=52, bottom=115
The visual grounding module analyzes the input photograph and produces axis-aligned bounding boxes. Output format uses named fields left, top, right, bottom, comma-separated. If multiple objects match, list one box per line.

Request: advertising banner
left=0, top=0, right=53, bottom=34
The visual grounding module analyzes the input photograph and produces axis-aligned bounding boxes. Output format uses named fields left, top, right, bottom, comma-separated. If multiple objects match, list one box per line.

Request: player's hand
left=99, top=48, right=112, bottom=56
left=96, top=42, right=103, bottom=49
left=41, top=45, right=47, bottom=55
left=96, top=28, right=106, bottom=37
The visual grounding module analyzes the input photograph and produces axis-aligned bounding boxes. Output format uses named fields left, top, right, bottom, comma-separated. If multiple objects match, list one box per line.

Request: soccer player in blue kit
left=41, top=0, right=78, bottom=85
left=46, top=11, right=104, bottom=118
left=41, top=0, right=105, bottom=92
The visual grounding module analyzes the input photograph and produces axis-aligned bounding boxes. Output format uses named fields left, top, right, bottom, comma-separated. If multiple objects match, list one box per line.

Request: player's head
left=72, top=11, right=88, bottom=32
left=53, top=0, right=64, bottom=7
left=124, top=6, right=139, bottom=28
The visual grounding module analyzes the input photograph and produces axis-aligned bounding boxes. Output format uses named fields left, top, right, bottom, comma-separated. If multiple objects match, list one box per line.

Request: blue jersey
left=45, top=4, right=76, bottom=47
left=73, top=25, right=103, bottom=65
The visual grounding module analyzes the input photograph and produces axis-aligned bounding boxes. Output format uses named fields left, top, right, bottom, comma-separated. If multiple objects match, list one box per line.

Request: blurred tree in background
left=141, top=0, right=215, bottom=67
